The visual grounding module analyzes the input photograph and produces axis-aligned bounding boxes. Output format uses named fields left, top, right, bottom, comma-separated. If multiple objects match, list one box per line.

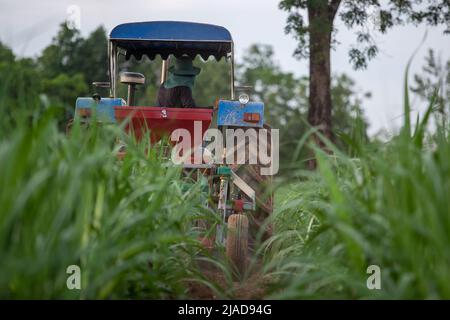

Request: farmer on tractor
left=73, top=21, right=274, bottom=276
left=156, top=56, right=200, bottom=108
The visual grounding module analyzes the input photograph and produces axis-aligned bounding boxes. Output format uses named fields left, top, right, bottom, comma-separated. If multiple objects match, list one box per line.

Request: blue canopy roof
left=110, top=21, right=233, bottom=61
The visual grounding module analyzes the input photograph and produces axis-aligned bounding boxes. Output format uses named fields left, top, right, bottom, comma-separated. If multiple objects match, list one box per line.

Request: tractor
left=73, top=21, right=273, bottom=274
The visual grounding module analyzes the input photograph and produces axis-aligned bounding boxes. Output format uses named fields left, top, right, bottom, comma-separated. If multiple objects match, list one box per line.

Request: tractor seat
left=120, top=72, right=145, bottom=85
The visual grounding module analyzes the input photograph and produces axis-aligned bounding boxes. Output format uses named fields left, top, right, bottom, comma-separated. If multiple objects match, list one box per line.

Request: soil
left=186, top=262, right=271, bottom=300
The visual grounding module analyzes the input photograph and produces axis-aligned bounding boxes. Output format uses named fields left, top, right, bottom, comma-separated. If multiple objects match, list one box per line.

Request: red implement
left=114, top=106, right=213, bottom=147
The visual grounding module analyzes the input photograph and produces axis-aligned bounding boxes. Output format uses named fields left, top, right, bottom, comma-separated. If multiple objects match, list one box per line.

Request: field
left=0, top=57, right=449, bottom=299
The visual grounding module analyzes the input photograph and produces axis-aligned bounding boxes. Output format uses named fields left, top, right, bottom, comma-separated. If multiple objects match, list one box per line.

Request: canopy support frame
left=109, top=41, right=118, bottom=98
left=109, top=40, right=235, bottom=100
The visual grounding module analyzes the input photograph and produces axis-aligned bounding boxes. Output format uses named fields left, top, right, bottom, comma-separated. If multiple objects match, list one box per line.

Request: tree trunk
left=307, top=1, right=335, bottom=169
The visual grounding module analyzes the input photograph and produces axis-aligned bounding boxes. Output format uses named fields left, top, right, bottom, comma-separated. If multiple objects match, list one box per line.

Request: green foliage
left=42, top=73, right=88, bottom=106
left=39, top=23, right=108, bottom=89
left=1, top=24, right=371, bottom=163
left=239, top=44, right=370, bottom=169
left=266, top=68, right=450, bottom=299
left=38, top=23, right=83, bottom=79
left=0, top=52, right=42, bottom=131
left=0, top=19, right=449, bottom=300
left=0, top=42, right=233, bottom=298
left=331, top=74, right=370, bottom=156
left=239, top=44, right=307, bottom=130
left=412, top=48, right=450, bottom=116
left=73, top=26, right=109, bottom=86
left=0, top=104, right=209, bottom=299
left=238, top=44, right=307, bottom=169
left=0, top=42, right=14, bottom=63
left=0, top=23, right=109, bottom=126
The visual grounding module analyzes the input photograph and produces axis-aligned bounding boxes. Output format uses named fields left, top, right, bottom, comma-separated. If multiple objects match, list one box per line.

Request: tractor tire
left=226, top=214, right=249, bottom=275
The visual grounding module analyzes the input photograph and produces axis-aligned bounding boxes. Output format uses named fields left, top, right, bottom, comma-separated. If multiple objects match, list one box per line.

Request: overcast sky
left=1, top=0, right=449, bottom=134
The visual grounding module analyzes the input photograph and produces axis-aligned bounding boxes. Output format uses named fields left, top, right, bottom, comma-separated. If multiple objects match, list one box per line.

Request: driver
left=156, top=56, right=200, bottom=108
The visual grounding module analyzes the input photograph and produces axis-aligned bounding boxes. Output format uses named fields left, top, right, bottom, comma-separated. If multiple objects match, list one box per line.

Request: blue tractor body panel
left=75, top=97, right=125, bottom=122
left=217, top=100, right=264, bottom=128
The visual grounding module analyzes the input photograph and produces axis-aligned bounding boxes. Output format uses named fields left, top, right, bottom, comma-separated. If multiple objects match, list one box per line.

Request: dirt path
left=186, top=262, right=272, bottom=299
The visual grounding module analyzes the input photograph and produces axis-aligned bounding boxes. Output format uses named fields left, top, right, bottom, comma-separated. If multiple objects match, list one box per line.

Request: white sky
left=0, top=0, right=449, bottom=135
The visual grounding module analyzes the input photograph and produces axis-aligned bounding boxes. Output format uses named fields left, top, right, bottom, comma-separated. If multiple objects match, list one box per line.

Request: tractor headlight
left=238, top=93, right=250, bottom=105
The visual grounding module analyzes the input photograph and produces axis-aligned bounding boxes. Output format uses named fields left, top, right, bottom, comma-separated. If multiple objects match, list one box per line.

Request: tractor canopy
left=109, top=21, right=233, bottom=61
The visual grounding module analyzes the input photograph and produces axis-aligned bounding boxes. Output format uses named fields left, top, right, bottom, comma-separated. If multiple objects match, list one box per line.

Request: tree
left=0, top=42, right=15, bottom=63
left=0, top=42, right=43, bottom=130
left=193, top=56, right=230, bottom=107
left=41, top=74, right=88, bottom=109
left=39, top=23, right=109, bottom=94
left=73, top=26, right=109, bottom=86
left=331, top=74, right=370, bottom=156
left=239, top=44, right=369, bottom=170
left=238, top=44, right=307, bottom=169
left=38, top=23, right=83, bottom=79
left=279, top=0, right=450, bottom=167
left=116, top=55, right=162, bottom=106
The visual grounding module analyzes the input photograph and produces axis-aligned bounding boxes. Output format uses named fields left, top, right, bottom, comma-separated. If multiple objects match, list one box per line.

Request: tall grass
left=0, top=97, right=213, bottom=298
left=265, top=72, right=450, bottom=298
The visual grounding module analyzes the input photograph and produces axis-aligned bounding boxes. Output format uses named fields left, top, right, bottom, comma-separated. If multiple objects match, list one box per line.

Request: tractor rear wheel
left=226, top=214, right=249, bottom=276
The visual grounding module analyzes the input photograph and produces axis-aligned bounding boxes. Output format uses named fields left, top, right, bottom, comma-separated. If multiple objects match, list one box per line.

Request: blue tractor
left=73, top=21, right=274, bottom=274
